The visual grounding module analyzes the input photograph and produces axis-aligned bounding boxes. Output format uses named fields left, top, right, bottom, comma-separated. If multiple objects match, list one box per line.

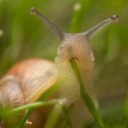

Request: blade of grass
left=44, top=103, right=63, bottom=128
left=60, top=105, right=74, bottom=128
left=17, top=82, right=60, bottom=128
left=6, top=100, right=58, bottom=114
left=44, top=104, right=74, bottom=128
left=123, top=93, right=128, bottom=127
left=124, top=93, right=128, bottom=117
left=69, top=2, right=82, bottom=33
left=70, top=58, right=106, bottom=128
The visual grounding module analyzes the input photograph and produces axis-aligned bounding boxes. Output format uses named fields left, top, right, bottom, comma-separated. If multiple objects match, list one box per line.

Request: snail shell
left=0, top=59, right=57, bottom=106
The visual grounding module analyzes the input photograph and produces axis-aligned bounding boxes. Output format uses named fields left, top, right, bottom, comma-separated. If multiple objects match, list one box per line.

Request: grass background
left=0, top=0, right=128, bottom=127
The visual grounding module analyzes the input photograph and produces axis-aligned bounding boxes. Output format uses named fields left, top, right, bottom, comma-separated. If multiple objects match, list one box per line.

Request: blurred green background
left=0, top=0, right=128, bottom=127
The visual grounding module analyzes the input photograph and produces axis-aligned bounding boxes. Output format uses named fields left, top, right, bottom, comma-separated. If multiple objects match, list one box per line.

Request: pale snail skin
left=0, top=7, right=118, bottom=128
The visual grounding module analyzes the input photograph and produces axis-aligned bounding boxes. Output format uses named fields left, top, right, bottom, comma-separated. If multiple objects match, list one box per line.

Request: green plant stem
left=44, top=103, right=63, bottom=128
left=123, top=93, right=128, bottom=127
left=69, top=2, right=82, bottom=33
left=7, top=100, right=58, bottom=114
left=17, top=108, right=33, bottom=128
left=70, top=58, right=106, bottom=128
left=17, top=82, right=59, bottom=128
left=124, top=93, right=128, bottom=117
left=60, top=105, right=74, bottom=128
left=45, top=104, right=74, bottom=128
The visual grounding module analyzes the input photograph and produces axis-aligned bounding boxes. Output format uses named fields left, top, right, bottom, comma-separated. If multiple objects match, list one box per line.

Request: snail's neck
left=55, top=58, right=95, bottom=106
left=56, top=61, right=80, bottom=105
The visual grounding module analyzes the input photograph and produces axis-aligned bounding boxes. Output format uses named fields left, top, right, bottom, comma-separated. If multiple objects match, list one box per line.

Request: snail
left=0, top=7, right=118, bottom=128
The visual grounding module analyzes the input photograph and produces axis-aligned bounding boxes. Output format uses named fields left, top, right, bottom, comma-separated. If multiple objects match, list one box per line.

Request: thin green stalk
left=70, top=59, right=106, bottom=128
left=124, top=93, right=128, bottom=117
left=17, top=82, right=59, bottom=128
left=60, top=105, right=74, bottom=128
left=123, top=93, right=128, bottom=127
left=69, top=2, right=82, bottom=33
left=17, top=108, right=33, bottom=128
left=44, top=103, right=63, bottom=128
left=7, top=101, right=58, bottom=114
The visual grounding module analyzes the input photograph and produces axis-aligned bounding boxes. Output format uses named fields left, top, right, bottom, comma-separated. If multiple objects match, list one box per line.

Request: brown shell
left=0, top=58, right=58, bottom=104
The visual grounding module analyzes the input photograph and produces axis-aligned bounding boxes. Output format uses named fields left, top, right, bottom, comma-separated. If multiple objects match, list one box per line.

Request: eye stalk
left=83, top=14, right=119, bottom=39
left=30, top=7, right=65, bottom=41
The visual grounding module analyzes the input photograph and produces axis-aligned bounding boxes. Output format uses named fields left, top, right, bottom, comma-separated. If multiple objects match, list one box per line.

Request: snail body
left=0, top=7, right=118, bottom=128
